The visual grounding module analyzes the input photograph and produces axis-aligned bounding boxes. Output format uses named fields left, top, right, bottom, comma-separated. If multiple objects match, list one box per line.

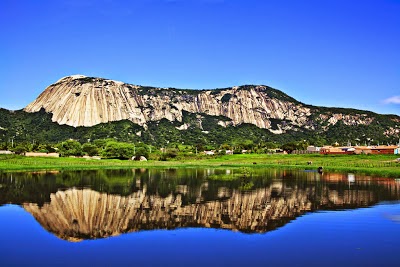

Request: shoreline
left=1, top=154, right=399, bottom=177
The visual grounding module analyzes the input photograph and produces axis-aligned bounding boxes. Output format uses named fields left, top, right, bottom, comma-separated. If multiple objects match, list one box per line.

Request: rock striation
left=25, top=75, right=311, bottom=129
left=24, top=75, right=400, bottom=137
left=24, top=75, right=384, bottom=133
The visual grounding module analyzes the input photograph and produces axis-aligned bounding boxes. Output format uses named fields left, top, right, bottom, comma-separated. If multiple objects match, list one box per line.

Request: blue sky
left=1, top=0, right=399, bottom=115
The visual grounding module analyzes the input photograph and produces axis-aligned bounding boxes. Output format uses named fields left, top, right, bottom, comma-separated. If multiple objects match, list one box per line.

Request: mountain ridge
left=0, top=75, right=398, bottom=146
left=24, top=75, right=399, bottom=134
left=24, top=75, right=311, bottom=131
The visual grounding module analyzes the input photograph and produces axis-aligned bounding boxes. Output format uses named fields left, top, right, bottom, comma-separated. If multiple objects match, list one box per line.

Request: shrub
left=57, top=140, right=83, bottom=157
left=11, top=145, right=27, bottom=155
left=134, top=146, right=149, bottom=159
left=82, top=143, right=99, bottom=156
left=102, top=141, right=135, bottom=159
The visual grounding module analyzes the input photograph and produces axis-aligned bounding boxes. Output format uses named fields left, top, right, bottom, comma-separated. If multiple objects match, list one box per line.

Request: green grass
left=0, top=154, right=399, bottom=177
left=207, top=167, right=253, bottom=181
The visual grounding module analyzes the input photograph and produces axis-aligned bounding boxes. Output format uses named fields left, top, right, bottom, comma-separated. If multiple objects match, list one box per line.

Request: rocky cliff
left=24, top=75, right=309, bottom=130
left=24, top=75, right=395, bottom=135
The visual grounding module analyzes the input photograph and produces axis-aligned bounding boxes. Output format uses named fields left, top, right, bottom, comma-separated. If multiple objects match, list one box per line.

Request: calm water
left=0, top=168, right=399, bottom=266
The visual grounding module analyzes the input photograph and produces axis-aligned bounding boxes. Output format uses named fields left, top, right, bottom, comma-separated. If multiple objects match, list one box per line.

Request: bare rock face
left=24, top=75, right=386, bottom=133
left=24, top=75, right=312, bottom=130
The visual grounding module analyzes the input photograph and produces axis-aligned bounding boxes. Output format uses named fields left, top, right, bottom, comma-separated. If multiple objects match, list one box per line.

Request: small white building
left=0, top=150, right=13, bottom=155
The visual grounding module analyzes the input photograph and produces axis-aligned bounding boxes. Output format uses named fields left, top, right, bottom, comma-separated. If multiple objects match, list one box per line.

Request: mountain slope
left=24, top=75, right=312, bottom=130
left=0, top=108, right=311, bottom=146
left=24, top=75, right=400, bottom=137
left=0, top=75, right=398, bottom=146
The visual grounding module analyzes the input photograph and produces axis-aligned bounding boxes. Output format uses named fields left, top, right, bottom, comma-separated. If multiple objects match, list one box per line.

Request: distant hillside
left=0, top=75, right=399, bottom=146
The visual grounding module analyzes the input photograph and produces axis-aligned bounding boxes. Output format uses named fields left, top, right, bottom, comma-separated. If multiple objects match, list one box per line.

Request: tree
left=11, top=144, right=27, bottom=155
left=297, top=140, right=309, bottom=150
left=264, top=142, right=279, bottom=149
left=134, top=146, right=149, bottom=159
left=0, top=142, right=8, bottom=150
left=35, top=143, right=56, bottom=153
left=220, top=143, right=231, bottom=150
left=195, top=143, right=205, bottom=152
left=82, top=143, right=99, bottom=156
left=281, top=142, right=298, bottom=153
left=240, top=140, right=254, bottom=150
left=159, top=148, right=178, bottom=161
left=93, top=139, right=114, bottom=150
left=102, top=141, right=135, bottom=159
left=58, top=140, right=83, bottom=157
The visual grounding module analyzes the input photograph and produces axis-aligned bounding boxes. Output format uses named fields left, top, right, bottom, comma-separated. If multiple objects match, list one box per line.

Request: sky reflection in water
left=0, top=169, right=399, bottom=267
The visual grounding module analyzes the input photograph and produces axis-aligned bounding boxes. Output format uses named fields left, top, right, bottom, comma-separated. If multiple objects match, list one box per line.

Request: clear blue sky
left=1, top=0, right=399, bottom=115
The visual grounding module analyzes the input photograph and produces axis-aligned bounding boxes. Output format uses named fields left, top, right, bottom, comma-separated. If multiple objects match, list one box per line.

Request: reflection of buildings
left=23, top=176, right=400, bottom=242
left=322, top=172, right=400, bottom=192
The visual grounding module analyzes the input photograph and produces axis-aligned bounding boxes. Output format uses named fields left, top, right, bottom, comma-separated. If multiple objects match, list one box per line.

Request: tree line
left=0, top=137, right=316, bottom=160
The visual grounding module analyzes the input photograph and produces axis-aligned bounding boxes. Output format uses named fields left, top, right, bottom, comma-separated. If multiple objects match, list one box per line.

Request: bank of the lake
left=0, top=154, right=399, bottom=177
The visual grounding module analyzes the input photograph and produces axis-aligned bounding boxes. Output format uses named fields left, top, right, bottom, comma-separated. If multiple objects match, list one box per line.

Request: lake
left=1, top=168, right=399, bottom=266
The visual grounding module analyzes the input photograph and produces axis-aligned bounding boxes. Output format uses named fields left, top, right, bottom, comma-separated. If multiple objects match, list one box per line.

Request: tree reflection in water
left=1, top=169, right=399, bottom=241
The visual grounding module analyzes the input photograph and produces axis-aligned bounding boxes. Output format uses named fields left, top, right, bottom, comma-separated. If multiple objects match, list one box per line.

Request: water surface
left=0, top=168, right=399, bottom=266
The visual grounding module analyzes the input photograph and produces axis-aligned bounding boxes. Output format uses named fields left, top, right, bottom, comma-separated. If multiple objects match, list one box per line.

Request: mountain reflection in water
left=1, top=168, right=399, bottom=242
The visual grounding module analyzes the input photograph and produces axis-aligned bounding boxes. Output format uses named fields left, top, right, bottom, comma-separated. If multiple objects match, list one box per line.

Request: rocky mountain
left=25, top=75, right=308, bottom=131
left=24, top=75, right=400, bottom=136
left=0, top=75, right=399, bottom=146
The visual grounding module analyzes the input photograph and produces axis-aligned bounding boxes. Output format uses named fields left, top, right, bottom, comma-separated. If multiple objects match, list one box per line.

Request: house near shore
left=307, top=146, right=321, bottom=152
left=354, top=145, right=399, bottom=155
left=320, top=146, right=355, bottom=155
left=320, top=145, right=399, bottom=155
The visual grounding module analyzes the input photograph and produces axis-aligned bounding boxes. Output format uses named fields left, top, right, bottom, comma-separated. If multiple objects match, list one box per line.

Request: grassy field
left=0, top=153, right=399, bottom=177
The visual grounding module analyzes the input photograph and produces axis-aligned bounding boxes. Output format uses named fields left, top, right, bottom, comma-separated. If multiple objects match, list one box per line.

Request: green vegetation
left=1, top=92, right=399, bottom=150
left=102, top=141, right=135, bottom=159
left=0, top=154, right=399, bottom=177
left=79, top=77, right=97, bottom=83
left=207, top=167, right=256, bottom=190
left=82, top=143, right=99, bottom=156
left=207, top=167, right=252, bottom=181
left=221, top=93, right=233, bottom=103
left=0, top=108, right=309, bottom=151
left=0, top=106, right=399, bottom=177
left=58, top=140, right=83, bottom=157
left=1, top=81, right=399, bottom=149
left=2, top=167, right=399, bottom=213
left=0, top=83, right=399, bottom=181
